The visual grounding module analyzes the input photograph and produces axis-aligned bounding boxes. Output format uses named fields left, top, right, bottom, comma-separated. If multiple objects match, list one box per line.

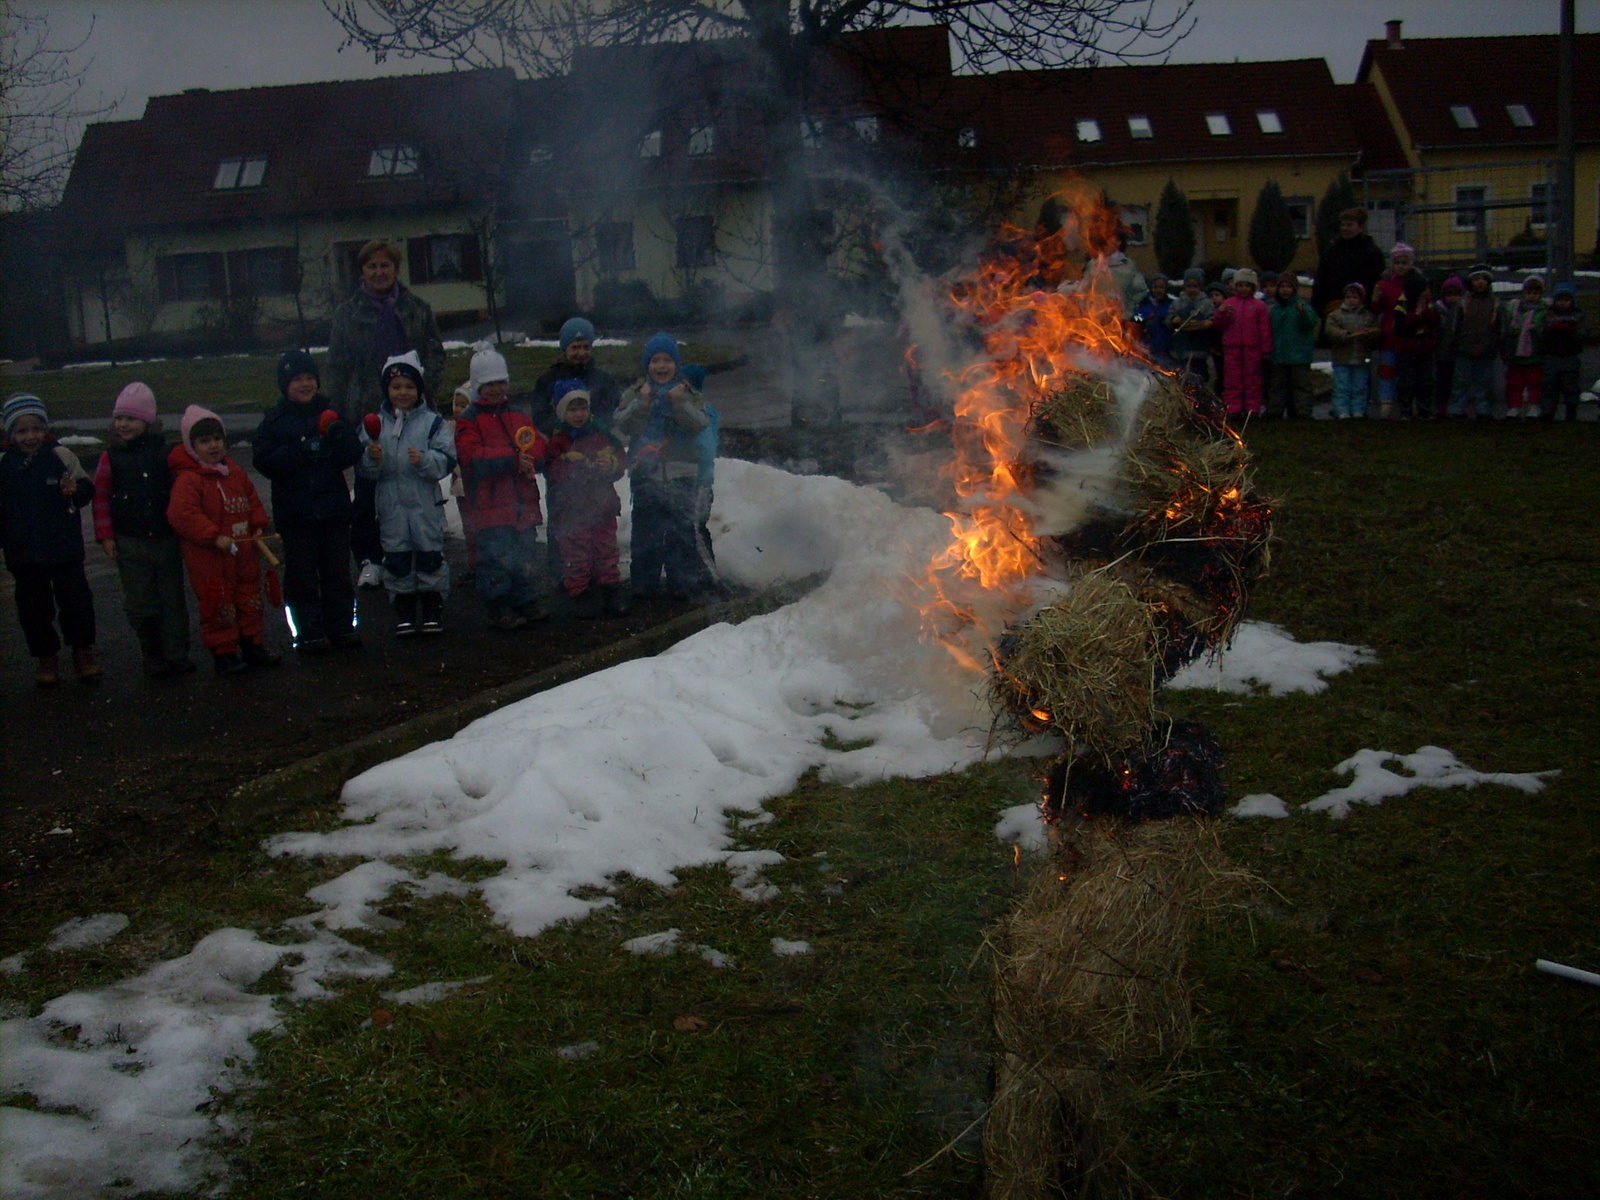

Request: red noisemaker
left=363, top=414, right=382, bottom=439
left=317, top=409, right=341, bottom=437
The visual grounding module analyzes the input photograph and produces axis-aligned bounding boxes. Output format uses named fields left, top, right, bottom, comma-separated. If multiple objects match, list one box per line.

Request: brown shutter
left=461, top=233, right=483, bottom=281
left=156, top=257, right=177, bottom=305
left=406, top=237, right=430, bottom=285
left=208, top=253, right=229, bottom=299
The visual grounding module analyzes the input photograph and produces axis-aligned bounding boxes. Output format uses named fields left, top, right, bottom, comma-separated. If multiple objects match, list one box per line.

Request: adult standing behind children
left=1, top=393, right=99, bottom=686
left=530, top=317, right=622, bottom=434
left=359, top=352, right=457, bottom=636
left=253, top=350, right=364, bottom=654
left=615, top=333, right=714, bottom=600
left=323, top=240, right=445, bottom=590
left=1311, top=206, right=1387, bottom=317
left=92, top=382, right=193, bottom=676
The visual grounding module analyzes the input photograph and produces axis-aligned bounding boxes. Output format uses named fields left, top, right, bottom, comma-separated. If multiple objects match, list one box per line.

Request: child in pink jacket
left=1212, top=268, right=1273, bottom=416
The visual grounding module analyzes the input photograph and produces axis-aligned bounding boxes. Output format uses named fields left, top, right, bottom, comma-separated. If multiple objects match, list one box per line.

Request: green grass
left=17, top=342, right=741, bottom=424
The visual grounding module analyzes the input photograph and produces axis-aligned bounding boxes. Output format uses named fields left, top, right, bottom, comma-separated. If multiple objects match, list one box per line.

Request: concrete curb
left=219, top=581, right=815, bottom=833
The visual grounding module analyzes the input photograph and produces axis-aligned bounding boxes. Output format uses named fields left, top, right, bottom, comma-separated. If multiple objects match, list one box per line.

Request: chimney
left=1385, top=20, right=1404, bottom=49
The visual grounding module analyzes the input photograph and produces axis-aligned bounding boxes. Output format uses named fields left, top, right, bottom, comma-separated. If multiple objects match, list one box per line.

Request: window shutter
left=225, top=250, right=249, bottom=296
left=280, top=246, right=302, bottom=294
left=208, top=253, right=228, bottom=299
left=157, top=257, right=177, bottom=305
left=407, top=237, right=431, bottom=285
left=461, top=234, right=483, bottom=281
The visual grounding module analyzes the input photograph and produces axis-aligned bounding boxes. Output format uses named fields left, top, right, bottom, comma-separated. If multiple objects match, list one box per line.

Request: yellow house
left=1356, top=22, right=1600, bottom=265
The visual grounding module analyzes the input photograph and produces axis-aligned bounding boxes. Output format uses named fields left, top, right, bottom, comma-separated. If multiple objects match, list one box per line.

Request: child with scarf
left=614, top=333, right=714, bottom=600
left=1501, top=276, right=1548, bottom=418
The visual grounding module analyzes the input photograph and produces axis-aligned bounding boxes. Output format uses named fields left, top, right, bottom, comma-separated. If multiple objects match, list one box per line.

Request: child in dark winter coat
left=1431, top=276, right=1465, bottom=419
left=167, top=405, right=280, bottom=675
left=544, top=380, right=627, bottom=617
left=1132, top=275, right=1174, bottom=366
left=455, top=346, right=548, bottom=630
left=1449, top=265, right=1503, bottom=418
left=615, top=332, right=714, bottom=600
left=1166, top=269, right=1215, bottom=385
left=1, top=392, right=98, bottom=685
left=358, top=352, right=456, bottom=636
left=92, top=382, right=192, bottom=676
left=253, top=349, right=363, bottom=654
left=1501, top=276, right=1548, bottom=418
left=1212, top=269, right=1272, bottom=416
left=1539, top=281, right=1589, bottom=422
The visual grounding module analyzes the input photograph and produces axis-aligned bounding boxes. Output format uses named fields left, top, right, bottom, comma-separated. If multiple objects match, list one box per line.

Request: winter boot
left=489, top=604, right=527, bottom=632
left=213, top=651, right=249, bottom=676
left=34, top=655, right=59, bottom=687
left=516, top=598, right=550, bottom=624
left=72, top=645, right=102, bottom=684
left=394, top=593, right=419, bottom=637
left=570, top=588, right=603, bottom=620
left=419, top=591, right=444, bottom=635
left=601, top=583, right=630, bottom=617
left=240, top=637, right=282, bottom=668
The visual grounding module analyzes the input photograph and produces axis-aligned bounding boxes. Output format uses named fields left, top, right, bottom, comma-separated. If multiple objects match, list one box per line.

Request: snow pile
left=0, top=927, right=390, bottom=1199
left=993, top=803, right=1050, bottom=851
left=380, top=977, right=490, bottom=1006
left=1301, top=746, right=1557, bottom=819
left=46, top=914, right=129, bottom=950
left=267, top=459, right=989, bottom=938
left=1165, top=621, right=1376, bottom=696
left=770, top=939, right=811, bottom=957
left=621, top=930, right=680, bottom=957
left=515, top=336, right=630, bottom=349
left=1229, top=793, right=1290, bottom=819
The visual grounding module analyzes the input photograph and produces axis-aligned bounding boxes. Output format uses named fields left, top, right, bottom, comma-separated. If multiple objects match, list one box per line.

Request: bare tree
left=0, top=4, right=113, bottom=211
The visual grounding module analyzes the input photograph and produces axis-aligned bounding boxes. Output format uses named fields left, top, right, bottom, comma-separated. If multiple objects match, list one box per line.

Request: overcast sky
left=27, top=0, right=1600, bottom=124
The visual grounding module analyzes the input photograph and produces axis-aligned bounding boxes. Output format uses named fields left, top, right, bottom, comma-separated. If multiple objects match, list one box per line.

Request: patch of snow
left=0, top=954, right=27, bottom=976
left=1301, top=746, right=1557, bottom=819
left=555, top=1041, right=599, bottom=1061
left=43, top=828, right=72, bottom=837
left=290, top=861, right=469, bottom=932
left=45, top=914, right=129, bottom=951
left=1310, top=361, right=1334, bottom=374
left=306, top=346, right=329, bottom=355
left=726, top=849, right=785, bottom=902
left=515, top=337, right=630, bottom=349
left=1229, top=793, right=1291, bottom=819
left=993, top=803, right=1049, bottom=851
left=442, top=340, right=473, bottom=352
left=621, top=929, right=680, bottom=957
left=735, top=810, right=775, bottom=829
left=695, top=945, right=735, bottom=968
left=266, top=460, right=987, bottom=938
left=0, top=927, right=391, bottom=1198
left=771, top=938, right=811, bottom=957
left=1165, top=621, right=1376, bottom=696
left=55, top=435, right=103, bottom=447
left=380, top=976, right=491, bottom=1006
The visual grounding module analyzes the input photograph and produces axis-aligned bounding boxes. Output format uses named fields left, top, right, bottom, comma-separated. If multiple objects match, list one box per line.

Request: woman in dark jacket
left=253, top=350, right=364, bottom=652
left=1311, top=207, right=1387, bottom=317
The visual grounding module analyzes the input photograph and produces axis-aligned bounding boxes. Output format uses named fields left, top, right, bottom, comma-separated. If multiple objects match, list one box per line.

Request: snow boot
left=240, top=637, right=282, bottom=668
left=34, top=655, right=59, bottom=687
left=72, top=646, right=102, bottom=684
left=601, top=583, right=630, bottom=617
left=394, top=593, right=419, bottom=638
left=419, top=592, right=444, bottom=635
left=213, top=651, right=249, bottom=677
left=516, top=598, right=550, bottom=624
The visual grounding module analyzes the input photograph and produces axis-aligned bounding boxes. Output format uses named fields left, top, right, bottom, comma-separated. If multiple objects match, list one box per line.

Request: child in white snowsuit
left=357, top=352, right=456, bottom=635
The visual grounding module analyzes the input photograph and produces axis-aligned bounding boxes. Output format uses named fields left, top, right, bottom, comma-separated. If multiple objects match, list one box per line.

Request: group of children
left=0, top=330, right=717, bottom=686
left=1135, top=250, right=1591, bottom=422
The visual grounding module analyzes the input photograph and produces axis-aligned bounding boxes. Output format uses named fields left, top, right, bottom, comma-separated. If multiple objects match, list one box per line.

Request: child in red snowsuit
left=1212, top=268, right=1273, bottom=416
left=544, top=381, right=628, bottom=618
left=166, top=405, right=280, bottom=675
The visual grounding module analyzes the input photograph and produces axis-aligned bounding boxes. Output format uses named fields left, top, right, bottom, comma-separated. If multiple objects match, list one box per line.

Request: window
left=225, top=246, right=296, bottom=296
left=1506, top=103, right=1535, bottom=128
left=1449, top=105, right=1479, bottom=130
left=675, top=216, right=715, bottom=269
left=1213, top=208, right=1231, bottom=243
left=156, top=252, right=225, bottom=303
left=852, top=115, right=880, bottom=144
left=1453, top=184, right=1488, bottom=232
left=800, top=118, right=825, bottom=151
left=958, top=127, right=977, bottom=149
left=1127, top=115, right=1153, bottom=139
left=688, top=124, right=716, bottom=156
left=407, top=233, right=482, bottom=284
left=368, top=144, right=420, bottom=177
left=595, top=221, right=635, bottom=274
left=1530, top=182, right=1550, bottom=227
left=1284, top=196, right=1314, bottom=239
left=1075, top=118, right=1102, bottom=143
left=639, top=130, right=662, bottom=158
left=212, top=157, right=267, bottom=190
left=1119, top=205, right=1149, bottom=246
left=1205, top=113, right=1232, bottom=137
left=1256, top=110, right=1283, bottom=134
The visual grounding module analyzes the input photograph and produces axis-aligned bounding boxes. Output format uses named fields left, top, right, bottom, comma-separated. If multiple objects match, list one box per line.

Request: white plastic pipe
left=1536, top=959, right=1600, bottom=987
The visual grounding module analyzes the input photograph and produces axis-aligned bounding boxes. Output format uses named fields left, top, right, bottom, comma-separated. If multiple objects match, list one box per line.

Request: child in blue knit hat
left=613, top=333, right=715, bottom=601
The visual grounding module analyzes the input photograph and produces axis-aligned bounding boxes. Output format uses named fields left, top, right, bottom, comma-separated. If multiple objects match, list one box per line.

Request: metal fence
left=1360, top=160, right=1558, bottom=271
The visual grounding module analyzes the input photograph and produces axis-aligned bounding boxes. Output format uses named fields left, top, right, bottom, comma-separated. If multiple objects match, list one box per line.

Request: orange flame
left=914, top=185, right=1140, bottom=669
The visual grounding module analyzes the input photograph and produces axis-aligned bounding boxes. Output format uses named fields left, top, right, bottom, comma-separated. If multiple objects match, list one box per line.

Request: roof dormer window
left=639, top=130, right=662, bottom=158
left=1506, top=104, right=1535, bottom=128
left=853, top=115, right=880, bottom=144
left=1449, top=105, right=1479, bottom=130
left=368, top=144, right=419, bottom=177
left=688, top=124, right=716, bottom=156
left=213, top=158, right=267, bottom=190
left=1127, top=115, right=1153, bottom=139
left=958, top=127, right=978, bottom=149
left=1256, top=110, right=1283, bottom=134
left=1075, top=118, right=1102, bottom=143
left=1205, top=113, right=1232, bottom=137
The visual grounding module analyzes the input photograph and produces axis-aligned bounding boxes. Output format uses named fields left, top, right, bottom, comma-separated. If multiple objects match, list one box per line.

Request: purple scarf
left=362, top=282, right=410, bottom=363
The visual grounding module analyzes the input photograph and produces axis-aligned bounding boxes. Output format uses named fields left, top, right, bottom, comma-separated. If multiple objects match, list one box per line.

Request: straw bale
left=1033, top=376, right=1120, bottom=451
left=984, top=818, right=1252, bottom=1199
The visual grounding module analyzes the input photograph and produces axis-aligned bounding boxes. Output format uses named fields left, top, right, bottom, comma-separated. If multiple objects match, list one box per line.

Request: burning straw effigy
left=911, top=198, right=1273, bottom=1196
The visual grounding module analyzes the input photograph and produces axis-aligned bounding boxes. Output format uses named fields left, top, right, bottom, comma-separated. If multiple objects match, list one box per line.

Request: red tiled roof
left=1356, top=34, right=1600, bottom=150
left=937, top=57, right=1360, bottom=169
left=1338, top=82, right=1409, bottom=173
left=57, top=69, right=516, bottom=237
